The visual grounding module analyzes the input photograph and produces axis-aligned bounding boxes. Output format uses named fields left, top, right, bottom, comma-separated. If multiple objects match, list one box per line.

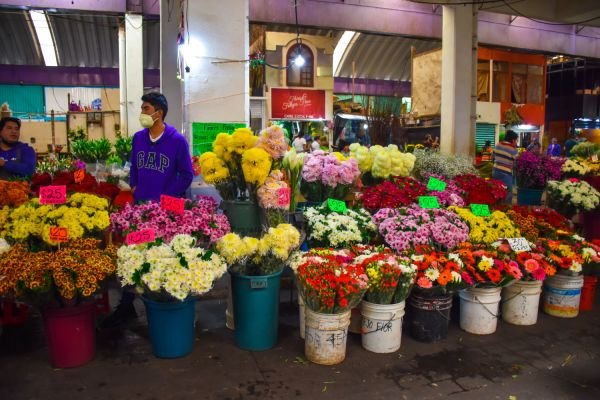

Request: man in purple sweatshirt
left=102, top=93, right=193, bottom=330
left=130, top=92, right=194, bottom=202
left=0, top=117, right=36, bottom=179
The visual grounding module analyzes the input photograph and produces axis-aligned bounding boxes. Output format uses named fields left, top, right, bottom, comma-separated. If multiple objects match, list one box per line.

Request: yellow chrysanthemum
left=242, top=147, right=272, bottom=186
left=212, top=133, right=233, bottom=162
left=230, top=128, right=258, bottom=155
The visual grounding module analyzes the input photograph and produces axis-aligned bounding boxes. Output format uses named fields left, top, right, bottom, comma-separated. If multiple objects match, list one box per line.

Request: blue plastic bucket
left=231, top=270, right=282, bottom=351
left=142, top=297, right=196, bottom=358
left=517, top=188, right=544, bottom=206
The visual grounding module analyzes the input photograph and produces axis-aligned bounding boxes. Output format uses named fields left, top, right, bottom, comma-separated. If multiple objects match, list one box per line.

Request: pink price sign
left=39, top=185, right=67, bottom=205
left=160, top=195, right=185, bottom=214
left=126, top=229, right=156, bottom=246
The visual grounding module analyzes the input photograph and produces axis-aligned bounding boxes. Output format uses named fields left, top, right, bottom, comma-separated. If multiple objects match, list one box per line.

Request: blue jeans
left=492, top=169, right=514, bottom=205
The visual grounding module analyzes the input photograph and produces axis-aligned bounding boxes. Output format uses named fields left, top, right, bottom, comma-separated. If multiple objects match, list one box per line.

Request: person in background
left=546, top=137, right=562, bottom=157
left=564, top=135, right=578, bottom=157
left=526, top=138, right=541, bottom=154
left=310, top=136, right=321, bottom=152
left=481, top=140, right=493, bottom=162
left=0, top=117, right=36, bottom=179
left=492, top=130, right=519, bottom=204
left=292, top=132, right=306, bottom=153
left=129, top=92, right=194, bottom=203
left=101, top=92, right=194, bottom=330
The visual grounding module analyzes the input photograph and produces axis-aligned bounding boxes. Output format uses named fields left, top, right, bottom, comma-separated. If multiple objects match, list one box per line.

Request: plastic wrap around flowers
left=373, top=205, right=470, bottom=253
left=110, top=196, right=230, bottom=244
left=348, top=143, right=415, bottom=178
left=304, top=204, right=377, bottom=248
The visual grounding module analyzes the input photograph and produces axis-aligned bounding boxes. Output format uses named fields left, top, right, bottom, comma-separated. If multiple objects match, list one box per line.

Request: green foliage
left=67, top=127, right=86, bottom=142
left=570, top=142, right=600, bottom=158
left=114, top=135, right=133, bottom=161
left=71, top=138, right=112, bottom=162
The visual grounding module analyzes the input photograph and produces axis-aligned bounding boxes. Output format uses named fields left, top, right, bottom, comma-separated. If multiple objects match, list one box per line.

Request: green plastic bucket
left=220, top=200, right=261, bottom=235
left=231, top=270, right=282, bottom=351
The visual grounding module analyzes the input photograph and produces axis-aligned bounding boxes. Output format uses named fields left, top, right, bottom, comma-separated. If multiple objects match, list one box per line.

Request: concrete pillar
left=160, top=0, right=183, bottom=134
left=119, top=13, right=144, bottom=136
left=440, top=5, right=477, bottom=156
left=183, top=0, right=249, bottom=140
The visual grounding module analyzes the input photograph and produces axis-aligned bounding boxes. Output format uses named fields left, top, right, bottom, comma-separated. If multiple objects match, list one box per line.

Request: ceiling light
left=29, top=10, right=58, bottom=67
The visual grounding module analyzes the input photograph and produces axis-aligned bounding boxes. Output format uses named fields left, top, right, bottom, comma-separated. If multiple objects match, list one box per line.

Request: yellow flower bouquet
left=449, top=206, right=520, bottom=245
left=348, top=143, right=416, bottom=185
left=216, top=223, right=300, bottom=276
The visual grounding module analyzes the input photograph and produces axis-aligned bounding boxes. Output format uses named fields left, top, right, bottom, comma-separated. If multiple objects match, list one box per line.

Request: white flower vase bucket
left=543, top=274, right=584, bottom=318
left=305, top=309, right=351, bottom=365
left=360, top=300, right=405, bottom=353
left=459, top=287, right=502, bottom=335
left=501, top=280, right=542, bottom=325
left=298, top=295, right=305, bottom=339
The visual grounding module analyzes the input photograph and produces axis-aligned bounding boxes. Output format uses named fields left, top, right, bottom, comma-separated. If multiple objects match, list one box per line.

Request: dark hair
left=505, top=130, right=518, bottom=142
left=0, top=117, right=21, bottom=131
left=141, top=92, right=168, bottom=120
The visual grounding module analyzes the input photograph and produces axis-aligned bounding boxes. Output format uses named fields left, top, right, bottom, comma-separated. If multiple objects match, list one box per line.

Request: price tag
left=39, top=185, right=67, bottom=205
left=507, top=237, right=532, bottom=252
left=277, top=187, right=291, bottom=207
left=126, top=229, right=156, bottom=246
left=74, top=169, right=85, bottom=183
left=327, top=198, right=348, bottom=214
left=470, top=203, right=491, bottom=217
left=250, top=278, right=268, bottom=289
left=160, top=195, right=185, bottom=214
left=49, top=227, right=68, bottom=243
left=418, top=196, right=440, bottom=209
left=427, top=177, right=447, bottom=192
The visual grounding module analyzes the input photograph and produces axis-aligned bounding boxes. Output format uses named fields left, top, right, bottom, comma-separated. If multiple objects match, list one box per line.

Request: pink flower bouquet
left=301, top=151, right=360, bottom=202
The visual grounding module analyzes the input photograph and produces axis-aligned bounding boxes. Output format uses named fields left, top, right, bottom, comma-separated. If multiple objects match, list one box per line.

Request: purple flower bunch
left=516, top=151, right=565, bottom=189
left=422, top=173, right=466, bottom=207
left=302, top=151, right=360, bottom=188
left=110, top=196, right=230, bottom=244
left=373, top=205, right=470, bottom=252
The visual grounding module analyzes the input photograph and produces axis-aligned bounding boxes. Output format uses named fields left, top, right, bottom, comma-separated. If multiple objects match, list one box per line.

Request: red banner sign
left=271, top=88, right=326, bottom=120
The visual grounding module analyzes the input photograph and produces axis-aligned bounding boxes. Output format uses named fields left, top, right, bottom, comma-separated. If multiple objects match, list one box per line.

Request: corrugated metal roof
left=0, top=10, right=159, bottom=69
left=0, top=10, right=42, bottom=65
left=337, top=34, right=440, bottom=81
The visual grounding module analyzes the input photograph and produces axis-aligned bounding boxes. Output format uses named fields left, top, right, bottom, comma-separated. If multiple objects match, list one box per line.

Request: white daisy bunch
left=304, top=205, right=377, bottom=248
left=116, top=234, right=226, bottom=301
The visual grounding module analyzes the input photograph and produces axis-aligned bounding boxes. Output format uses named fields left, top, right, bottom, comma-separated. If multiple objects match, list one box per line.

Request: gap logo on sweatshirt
left=136, top=151, right=170, bottom=173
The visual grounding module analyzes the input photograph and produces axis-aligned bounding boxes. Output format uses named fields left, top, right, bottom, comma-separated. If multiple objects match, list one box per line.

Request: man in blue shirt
left=0, top=117, right=36, bottom=179
left=546, top=137, right=561, bottom=157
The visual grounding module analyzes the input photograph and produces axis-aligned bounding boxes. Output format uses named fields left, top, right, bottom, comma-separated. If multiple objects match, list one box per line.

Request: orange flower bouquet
left=0, top=180, right=30, bottom=207
left=0, top=238, right=116, bottom=308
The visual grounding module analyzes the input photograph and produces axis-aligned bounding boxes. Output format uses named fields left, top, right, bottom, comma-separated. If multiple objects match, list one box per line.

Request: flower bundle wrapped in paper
left=110, top=196, right=230, bottom=245
left=352, top=245, right=417, bottom=305
left=348, top=143, right=416, bottom=184
left=0, top=238, right=116, bottom=307
left=410, top=245, right=470, bottom=295
left=546, top=178, right=600, bottom=218
left=491, top=239, right=556, bottom=281
left=304, top=203, right=377, bottom=248
left=373, top=206, right=469, bottom=253
left=216, top=223, right=300, bottom=276
left=116, top=234, right=227, bottom=301
left=293, top=247, right=369, bottom=313
left=454, top=243, right=521, bottom=288
left=301, top=150, right=360, bottom=202
left=449, top=206, right=520, bottom=245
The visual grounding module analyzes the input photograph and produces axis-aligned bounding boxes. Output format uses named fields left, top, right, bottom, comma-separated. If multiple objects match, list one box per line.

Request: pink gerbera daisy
left=417, top=276, right=433, bottom=289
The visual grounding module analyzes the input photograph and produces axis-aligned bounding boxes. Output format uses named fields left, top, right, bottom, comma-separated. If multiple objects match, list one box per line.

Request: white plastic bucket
left=543, top=274, right=584, bottom=318
left=298, top=295, right=305, bottom=339
left=305, top=309, right=351, bottom=365
left=360, top=300, right=405, bottom=353
left=348, top=306, right=362, bottom=334
left=501, top=280, right=542, bottom=326
left=459, top=287, right=501, bottom=335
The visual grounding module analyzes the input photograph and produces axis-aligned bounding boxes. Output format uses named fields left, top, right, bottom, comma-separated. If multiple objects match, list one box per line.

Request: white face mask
left=139, top=112, right=158, bottom=128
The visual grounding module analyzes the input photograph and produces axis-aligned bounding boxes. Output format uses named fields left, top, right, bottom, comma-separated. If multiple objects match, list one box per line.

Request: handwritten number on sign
left=160, top=195, right=185, bottom=214
left=507, top=237, right=531, bottom=252
left=49, top=227, right=68, bottom=243
left=39, top=185, right=67, bottom=205
left=126, top=229, right=156, bottom=246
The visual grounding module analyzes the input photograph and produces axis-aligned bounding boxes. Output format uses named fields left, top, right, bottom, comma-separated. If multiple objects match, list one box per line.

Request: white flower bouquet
left=116, top=234, right=227, bottom=301
left=304, top=204, right=377, bottom=248
left=546, top=179, right=600, bottom=218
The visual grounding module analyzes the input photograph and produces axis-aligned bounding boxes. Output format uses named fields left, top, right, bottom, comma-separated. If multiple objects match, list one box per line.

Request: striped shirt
left=492, top=142, right=518, bottom=174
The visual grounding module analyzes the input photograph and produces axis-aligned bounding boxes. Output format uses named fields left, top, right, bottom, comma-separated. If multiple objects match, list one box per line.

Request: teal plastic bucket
left=517, top=188, right=544, bottom=206
left=220, top=200, right=261, bottom=235
left=231, top=270, right=282, bottom=351
left=142, top=297, right=196, bottom=358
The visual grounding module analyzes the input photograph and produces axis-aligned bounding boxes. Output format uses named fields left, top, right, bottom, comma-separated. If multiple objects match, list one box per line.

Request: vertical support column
left=440, top=5, right=478, bottom=156
left=160, top=0, right=183, bottom=135
left=118, top=23, right=128, bottom=134
left=183, top=0, right=249, bottom=147
left=120, top=13, right=144, bottom=136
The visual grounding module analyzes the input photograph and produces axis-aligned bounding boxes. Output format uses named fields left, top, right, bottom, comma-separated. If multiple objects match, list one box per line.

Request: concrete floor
left=1, top=290, right=599, bottom=400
